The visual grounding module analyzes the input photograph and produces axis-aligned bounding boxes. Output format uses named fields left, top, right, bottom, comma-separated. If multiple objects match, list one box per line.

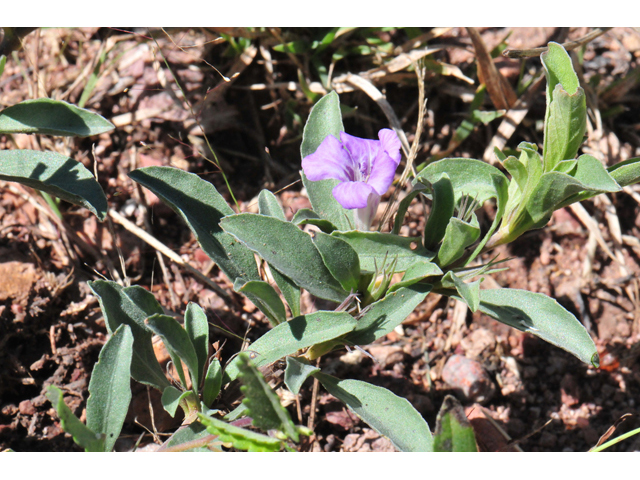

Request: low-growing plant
left=43, top=42, right=640, bottom=452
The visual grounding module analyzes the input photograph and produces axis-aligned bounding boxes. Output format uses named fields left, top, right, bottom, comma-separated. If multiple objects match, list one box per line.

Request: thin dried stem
left=108, top=209, right=230, bottom=300
left=503, top=28, right=612, bottom=58
left=378, top=61, right=427, bottom=230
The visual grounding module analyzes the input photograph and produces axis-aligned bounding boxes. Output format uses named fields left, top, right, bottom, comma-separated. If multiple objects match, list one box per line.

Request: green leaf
left=203, top=359, right=223, bottom=408
left=543, top=84, right=587, bottom=172
left=387, top=261, right=442, bottom=293
left=541, top=42, right=580, bottom=101
left=435, top=217, right=481, bottom=267
left=237, top=353, right=298, bottom=441
left=423, top=174, right=455, bottom=250
left=541, top=42, right=586, bottom=172
left=197, top=413, right=284, bottom=452
left=301, top=91, right=344, bottom=159
left=224, top=311, right=357, bottom=382
left=530, top=154, right=620, bottom=222
left=314, top=373, right=433, bottom=452
left=273, top=40, right=310, bottom=54
left=258, top=189, right=286, bottom=221
left=184, top=302, right=209, bottom=387
left=300, top=91, right=354, bottom=231
left=332, top=231, right=434, bottom=273
left=607, top=157, right=640, bottom=187
left=0, top=98, right=114, bottom=136
left=161, top=386, right=192, bottom=418
left=497, top=153, right=620, bottom=247
left=86, top=324, right=133, bottom=452
left=392, top=182, right=428, bottom=235
left=0, top=55, right=6, bottom=78
left=146, top=314, right=200, bottom=391
left=163, top=422, right=214, bottom=452
left=479, top=288, right=599, bottom=366
left=46, top=386, right=105, bottom=452
left=0, top=150, right=108, bottom=220
left=433, top=395, right=478, bottom=452
left=88, top=280, right=170, bottom=391
left=221, top=213, right=348, bottom=302
left=268, top=266, right=301, bottom=318
left=291, top=208, right=336, bottom=233
left=284, top=356, right=320, bottom=395
left=311, top=231, right=360, bottom=291
left=129, top=167, right=259, bottom=285
left=254, top=188, right=302, bottom=318
left=345, top=285, right=431, bottom=345
left=442, top=271, right=480, bottom=312
left=235, top=279, right=287, bottom=327
left=417, top=158, right=508, bottom=265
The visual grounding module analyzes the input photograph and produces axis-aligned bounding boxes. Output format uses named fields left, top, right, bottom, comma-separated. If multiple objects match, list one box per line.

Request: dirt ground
left=1, top=27, right=640, bottom=452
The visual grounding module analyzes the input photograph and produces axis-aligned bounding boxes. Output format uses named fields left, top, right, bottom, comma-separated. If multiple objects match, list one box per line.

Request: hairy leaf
left=88, top=280, right=170, bottom=391
left=345, top=285, right=431, bottom=345
left=198, top=413, right=284, bottom=452
left=184, top=302, right=209, bottom=386
left=0, top=150, right=107, bottom=220
left=315, top=373, right=433, bottom=452
left=0, top=98, right=114, bottom=136
left=46, top=386, right=105, bottom=452
left=224, top=311, right=357, bottom=382
left=86, top=324, right=133, bottom=452
left=146, top=314, right=200, bottom=390
left=236, top=279, right=287, bottom=327
left=479, top=288, right=598, bottom=366
left=129, top=167, right=259, bottom=285
left=311, top=230, right=360, bottom=291
left=221, top=213, right=348, bottom=302
left=332, top=231, right=434, bottom=273
left=237, top=354, right=298, bottom=441
left=284, top=356, right=320, bottom=395
left=433, top=395, right=477, bottom=452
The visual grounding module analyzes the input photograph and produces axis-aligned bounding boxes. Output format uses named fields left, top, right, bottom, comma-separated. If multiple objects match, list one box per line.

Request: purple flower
left=302, top=129, right=402, bottom=229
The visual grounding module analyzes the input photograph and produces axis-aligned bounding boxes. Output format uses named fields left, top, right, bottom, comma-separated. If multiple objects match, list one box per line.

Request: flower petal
left=302, top=134, right=354, bottom=182
left=367, top=151, right=398, bottom=196
left=340, top=131, right=380, bottom=179
left=378, top=128, right=402, bottom=165
left=332, top=181, right=375, bottom=209
left=356, top=191, right=381, bottom=231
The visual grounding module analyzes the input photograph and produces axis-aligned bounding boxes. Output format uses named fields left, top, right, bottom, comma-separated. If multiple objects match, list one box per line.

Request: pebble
left=441, top=355, right=495, bottom=404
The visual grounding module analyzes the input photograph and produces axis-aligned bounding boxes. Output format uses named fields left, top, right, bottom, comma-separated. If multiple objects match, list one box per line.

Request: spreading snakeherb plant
left=43, top=42, right=640, bottom=452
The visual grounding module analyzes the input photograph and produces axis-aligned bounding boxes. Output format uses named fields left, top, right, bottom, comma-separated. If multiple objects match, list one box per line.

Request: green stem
left=590, top=427, right=640, bottom=452
left=41, top=191, right=63, bottom=219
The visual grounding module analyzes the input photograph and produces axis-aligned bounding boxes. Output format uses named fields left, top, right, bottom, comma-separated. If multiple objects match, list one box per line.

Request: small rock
left=18, top=399, right=36, bottom=416
left=367, top=345, right=405, bottom=369
left=442, top=355, right=495, bottom=404
left=325, top=409, right=358, bottom=430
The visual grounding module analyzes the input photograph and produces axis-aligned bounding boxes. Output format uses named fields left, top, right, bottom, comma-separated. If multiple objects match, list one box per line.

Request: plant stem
left=590, top=427, right=640, bottom=452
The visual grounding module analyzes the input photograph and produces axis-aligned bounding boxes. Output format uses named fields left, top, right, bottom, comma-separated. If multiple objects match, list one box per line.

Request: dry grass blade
left=378, top=61, right=427, bottom=230
left=340, top=73, right=410, bottom=156
left=482, top=75, right=545, bottom=164
left=503, top=27, right=612, bottom=58
left=108, top=209, right=230, bottom=300
left=591, top=413, right=633, bottom=449
left=569, top=202, right=620, bottom=265
left=399, top=27, right=452, bottom=52
left=466, top=27, right=517, bottom=111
